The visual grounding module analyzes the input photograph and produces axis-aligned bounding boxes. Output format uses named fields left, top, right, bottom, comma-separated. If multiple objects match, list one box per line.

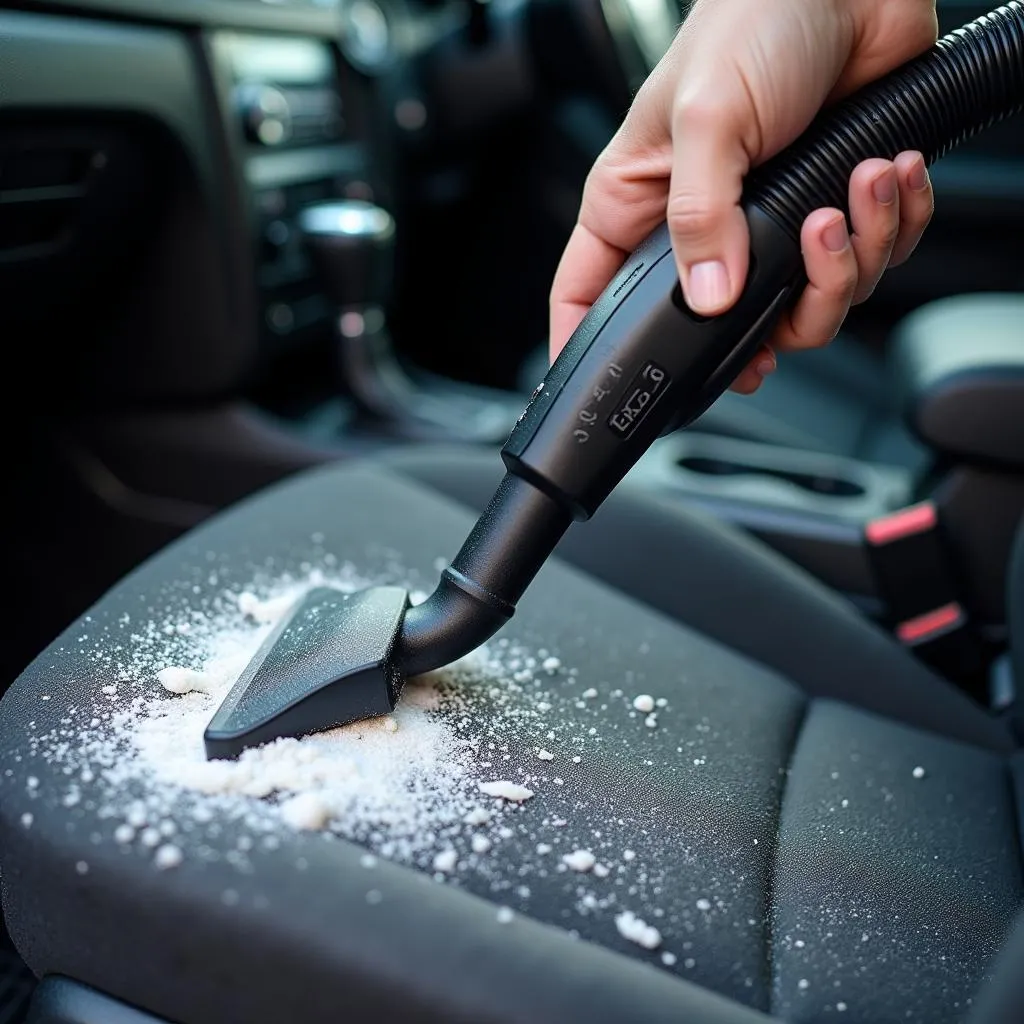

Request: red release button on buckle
left=895, top=601, right=966, bottom=646
left=865, top=501, right=937, bottom=546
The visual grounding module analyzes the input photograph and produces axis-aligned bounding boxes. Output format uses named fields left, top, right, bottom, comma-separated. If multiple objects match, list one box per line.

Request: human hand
left=549, top=0, right=938, bottom=392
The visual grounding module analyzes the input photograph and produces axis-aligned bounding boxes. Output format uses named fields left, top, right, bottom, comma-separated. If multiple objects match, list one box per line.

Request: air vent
left=0, top=144, right=105, bottom=260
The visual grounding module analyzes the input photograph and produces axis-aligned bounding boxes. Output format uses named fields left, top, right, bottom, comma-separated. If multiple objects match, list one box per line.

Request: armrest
left=891, top=294, right=1024, bottom=469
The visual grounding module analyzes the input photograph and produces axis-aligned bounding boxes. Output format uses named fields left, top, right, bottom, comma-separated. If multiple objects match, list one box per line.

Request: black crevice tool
left=204, top=2, right=1024, bottom=760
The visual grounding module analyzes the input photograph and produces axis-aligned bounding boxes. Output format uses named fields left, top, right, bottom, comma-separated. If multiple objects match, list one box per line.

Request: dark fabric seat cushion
left=0, top=457, right=1020, bottom=1024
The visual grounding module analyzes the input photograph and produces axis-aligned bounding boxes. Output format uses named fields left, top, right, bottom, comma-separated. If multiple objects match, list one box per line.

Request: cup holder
left=677, top=456, right=866, bottom=498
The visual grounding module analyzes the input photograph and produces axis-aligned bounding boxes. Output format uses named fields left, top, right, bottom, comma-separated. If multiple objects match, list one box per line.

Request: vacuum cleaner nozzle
left=203, top=586, right=409, bottom=760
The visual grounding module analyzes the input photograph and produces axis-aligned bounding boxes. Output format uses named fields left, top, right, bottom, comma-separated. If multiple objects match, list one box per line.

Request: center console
left=629, top=431, right=913, bottom=608
left=208, top=29, right=376, bottom=351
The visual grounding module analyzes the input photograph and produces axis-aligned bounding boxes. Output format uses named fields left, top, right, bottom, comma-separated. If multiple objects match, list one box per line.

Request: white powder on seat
left=154, top=844, right=183, bottom=870
left=562, top=850, right=596, bottom=872
left=19, top=559, right=695, bottom=975
left=479, top=781, right=534, bottom=802
left=632, top=695, right=655, bottom=713
left=279, top=792, right=331, bottom=831
left=237, top=590, right=296, bottom=625
left=615, top=910, right=662, bottom=949
left=26, top=568, right=515, bottom=873
left=433, top=849, right=457, bottom=873
left=156, top=667, right=209, bottom=695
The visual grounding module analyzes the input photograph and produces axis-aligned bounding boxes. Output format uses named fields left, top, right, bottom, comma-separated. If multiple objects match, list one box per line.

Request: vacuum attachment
left=205, top=2, right=1024, bottom=759
left=204, top=587, right=408, bottom=759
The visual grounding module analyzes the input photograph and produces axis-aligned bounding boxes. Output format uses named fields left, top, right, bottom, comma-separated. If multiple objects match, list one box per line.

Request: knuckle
left=671, top=91, right=728, bottom=135
left=815, top=319, right=844, bottom=347
left=580, top=161, right=614, bottom=208
left=666, top=192, right=722, bottom=243
left=783, top=326, right=821, bottom=351
left=778, top=311, right=825, bottom=352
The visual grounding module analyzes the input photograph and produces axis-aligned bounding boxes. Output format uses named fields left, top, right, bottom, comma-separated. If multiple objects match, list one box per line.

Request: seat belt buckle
left=863, top=501, right=967, bottom=650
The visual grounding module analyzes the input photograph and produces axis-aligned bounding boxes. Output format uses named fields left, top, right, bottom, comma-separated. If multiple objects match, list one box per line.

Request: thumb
left=667, top=96, right=752, bottom=316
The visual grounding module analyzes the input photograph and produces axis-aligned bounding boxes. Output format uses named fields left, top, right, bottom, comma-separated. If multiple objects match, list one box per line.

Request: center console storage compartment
left=627, top=432, right=915, bottom=610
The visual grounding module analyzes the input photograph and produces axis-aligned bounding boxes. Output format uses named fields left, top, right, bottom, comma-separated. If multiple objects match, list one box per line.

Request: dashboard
left=0, top=0, right=474, bottom=396
left=1, top=0, right=1022, bottom=411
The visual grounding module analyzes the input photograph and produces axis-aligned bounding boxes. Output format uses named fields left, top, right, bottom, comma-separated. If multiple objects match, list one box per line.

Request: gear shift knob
left=297, top=196, right=524, bottom=444
left=297, top=200, right=395, bottom=309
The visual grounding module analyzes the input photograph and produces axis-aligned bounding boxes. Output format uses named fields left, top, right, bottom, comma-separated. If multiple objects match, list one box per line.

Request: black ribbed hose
left=747, top=1, right=1024, bottom=236
left=395, top=474, right=572, bottom=676
left=394, top=2, right=1024, bottom=678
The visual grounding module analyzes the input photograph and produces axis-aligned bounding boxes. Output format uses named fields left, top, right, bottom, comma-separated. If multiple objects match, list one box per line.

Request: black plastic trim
left=1, top=9, right=260, bottom=401
left=1, top=11, right=219, bottom=203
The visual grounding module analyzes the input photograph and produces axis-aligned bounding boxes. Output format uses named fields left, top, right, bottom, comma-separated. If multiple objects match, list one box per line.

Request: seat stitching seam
left=763, top=696, right=811, bottom=1017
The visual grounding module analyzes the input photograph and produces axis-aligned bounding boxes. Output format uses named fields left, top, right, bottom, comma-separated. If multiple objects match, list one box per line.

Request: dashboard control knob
left=236, top=84, right=293, bottom=147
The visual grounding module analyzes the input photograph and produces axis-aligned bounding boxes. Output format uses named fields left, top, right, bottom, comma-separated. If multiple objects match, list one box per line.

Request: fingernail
left=822, top=216, right=849, bottom=253
left=757, top=356, right=776, bottom=377
left=872, top=169, right=897, bottom=205
left=908, top=158, right=929, bottom=191
left=686, top=260, right=730, bottom=313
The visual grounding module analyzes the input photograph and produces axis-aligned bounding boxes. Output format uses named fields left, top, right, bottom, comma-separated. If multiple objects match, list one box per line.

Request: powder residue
left=17, top=560, right=689, bottom=976
left=615, top=910, right=662, bottom=949
left=563, top=849, right=596, bottom=872
left=479, top=780, right=534, bottom=803
left=156, top=666, right=209, bottom=695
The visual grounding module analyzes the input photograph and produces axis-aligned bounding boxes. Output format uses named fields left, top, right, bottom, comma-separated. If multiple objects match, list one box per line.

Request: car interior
left=1, top=0, right=1023, bottom=1022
